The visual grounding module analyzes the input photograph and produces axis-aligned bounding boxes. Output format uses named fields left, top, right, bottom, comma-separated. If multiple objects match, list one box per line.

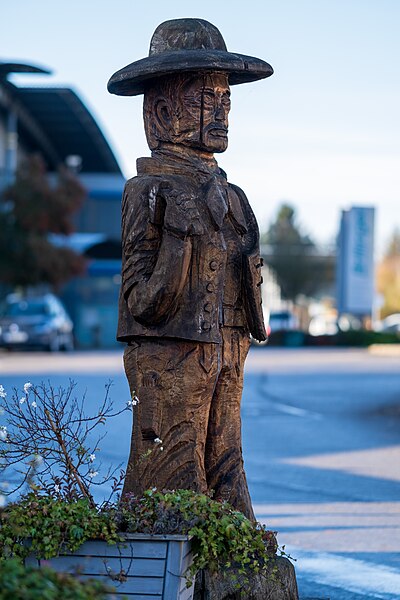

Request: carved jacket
left=117, top=151, right=266, bottom=344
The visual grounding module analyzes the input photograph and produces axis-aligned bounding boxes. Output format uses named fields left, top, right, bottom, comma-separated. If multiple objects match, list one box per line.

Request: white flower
left=0, top=426, right=7, bottom=441
left=19, top=397, right=26, bottom=405
left=151, top=487, right=157, bottom=492
left=31, top=401, right=37, bottom=408
left=154, top=437, right=162, bottom=445
left=0, top=385, right=6, bottom=399
left=127, top=394, right=139, bottom=407
left=54, top=484, right=60, bottom=493
left=23, top=382, right=33, bottom=394
left=88, top=470, right=99, bottom=479
left=160, top=446, right=164, bottom=452
left=89, top=453, right=96, bottom=462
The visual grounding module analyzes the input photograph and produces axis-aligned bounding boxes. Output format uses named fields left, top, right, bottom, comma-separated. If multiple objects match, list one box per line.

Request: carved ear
left=155, top=98, right=174, bottom=134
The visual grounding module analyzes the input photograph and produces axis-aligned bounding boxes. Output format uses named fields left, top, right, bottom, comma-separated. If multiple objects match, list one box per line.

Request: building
left=0, top=61, right=125, bottom=347
left=337, top=206, right=375, bottom=321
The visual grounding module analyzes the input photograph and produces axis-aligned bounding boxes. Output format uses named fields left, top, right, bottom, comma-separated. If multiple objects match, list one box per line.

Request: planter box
left=25, top=533, right=194, bottom=600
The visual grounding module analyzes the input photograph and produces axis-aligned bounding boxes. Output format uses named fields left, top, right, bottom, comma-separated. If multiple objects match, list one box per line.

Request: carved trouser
left=122, top=328, right=254, bottom=520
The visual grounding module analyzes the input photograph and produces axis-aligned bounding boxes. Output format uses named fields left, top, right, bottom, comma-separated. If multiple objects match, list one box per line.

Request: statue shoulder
left=122, top=174, right=192, bottom=228
left=122, top=175, right=165, bottom=215
left=123, top=174, right=162, bottom=198
left=123, top=174, right=190, bottom=199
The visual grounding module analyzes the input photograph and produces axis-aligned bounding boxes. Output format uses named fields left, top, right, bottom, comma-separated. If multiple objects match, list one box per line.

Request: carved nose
left=215, top=102, right=225, bottom=120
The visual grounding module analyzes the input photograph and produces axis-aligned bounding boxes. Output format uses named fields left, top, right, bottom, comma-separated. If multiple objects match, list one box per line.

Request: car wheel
left=47, top=333, right=61, bottom=353
left=62, top=334, right=74, bottom=352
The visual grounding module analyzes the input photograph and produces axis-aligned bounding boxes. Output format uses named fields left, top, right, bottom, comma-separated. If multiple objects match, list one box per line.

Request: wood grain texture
left=194, top=557, right=299, bottom=600
left=119, top=68, right=265, bottom=522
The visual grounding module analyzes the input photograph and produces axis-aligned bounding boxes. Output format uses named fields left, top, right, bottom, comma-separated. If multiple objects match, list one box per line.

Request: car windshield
left=0, top=300, right=48, bottom=317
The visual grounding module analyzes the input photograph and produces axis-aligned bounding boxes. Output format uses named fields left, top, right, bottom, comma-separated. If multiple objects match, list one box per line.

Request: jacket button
left=204, top=302, right=212, bottom=312
left=206, top=283, right=214, bottom=293
left=209, top=260, right=218, bottom=271
left=201, top=321, right=211, bottom=331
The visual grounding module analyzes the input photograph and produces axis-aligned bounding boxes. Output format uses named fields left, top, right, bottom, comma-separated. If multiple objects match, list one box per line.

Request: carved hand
left=162, top=188, right=204, bottom=236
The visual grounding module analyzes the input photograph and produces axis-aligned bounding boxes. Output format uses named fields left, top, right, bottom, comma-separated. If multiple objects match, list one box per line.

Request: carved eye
left=183, top=91, right=202, bottom=107
left=221, top=93, right=231, bottom=108
left=202, top=92, right=215, bottom=107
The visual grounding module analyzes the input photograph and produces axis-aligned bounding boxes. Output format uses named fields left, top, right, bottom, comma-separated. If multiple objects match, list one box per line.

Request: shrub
left=0, top=494, right=118, bottom=561
left=0, top=558, right=112, bottom=600
left=0, top=489, right=279, bottom=586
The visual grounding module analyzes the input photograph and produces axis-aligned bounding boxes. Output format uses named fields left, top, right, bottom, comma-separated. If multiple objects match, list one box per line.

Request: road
left=1, top=347, right=400, bottom=599
left=245, top=347, right=400, bottom=600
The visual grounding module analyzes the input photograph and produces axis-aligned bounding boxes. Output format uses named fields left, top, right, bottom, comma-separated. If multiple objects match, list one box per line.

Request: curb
left=368, top=344, right=400, bottom=356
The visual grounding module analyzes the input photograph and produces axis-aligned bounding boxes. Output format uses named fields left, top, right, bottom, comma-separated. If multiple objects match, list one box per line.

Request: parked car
left=379, top=313, right=400, bottom=333
left=268, top=310, right=299, bottom=332
left=308, top=314, right=338, bottom=336
left=0, top=294, right=74, bottom=352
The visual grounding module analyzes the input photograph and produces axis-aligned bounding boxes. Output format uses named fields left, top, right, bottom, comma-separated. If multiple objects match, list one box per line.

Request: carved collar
left=136, top=146, right=247, bottom=234
left=137, top=145, right=225, bottom=184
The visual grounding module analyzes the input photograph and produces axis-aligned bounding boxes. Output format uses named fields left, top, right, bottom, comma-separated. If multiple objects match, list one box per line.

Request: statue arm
left=229, top=183, right=267, bottom=342
left=121, top=179, right=192, bottom=324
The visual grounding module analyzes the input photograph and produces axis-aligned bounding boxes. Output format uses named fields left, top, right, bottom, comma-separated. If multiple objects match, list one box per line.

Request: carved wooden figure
left=108, top=18, right=273, bottom=520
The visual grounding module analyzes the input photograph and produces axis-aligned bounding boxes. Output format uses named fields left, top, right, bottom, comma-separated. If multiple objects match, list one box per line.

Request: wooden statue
left=108, top=18, right=273, bottom=520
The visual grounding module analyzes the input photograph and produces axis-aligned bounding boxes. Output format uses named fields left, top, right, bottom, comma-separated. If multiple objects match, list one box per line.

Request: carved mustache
left=204, top=124, right=228, bottom=135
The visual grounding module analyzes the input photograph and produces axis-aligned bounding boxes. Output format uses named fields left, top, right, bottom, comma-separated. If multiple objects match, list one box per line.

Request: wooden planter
left=25, top=533, right=194, bottom=600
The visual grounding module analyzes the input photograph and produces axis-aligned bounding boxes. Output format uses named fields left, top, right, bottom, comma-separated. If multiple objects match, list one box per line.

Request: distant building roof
left=0, top=60, right=122, bottom=175
left=16, top=87, right=122, bottom=174
left=0, top=62, right=51, bottom=78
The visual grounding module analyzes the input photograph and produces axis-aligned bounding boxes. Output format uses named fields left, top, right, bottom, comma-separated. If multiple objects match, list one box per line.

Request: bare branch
left=0, top=380, right=131, bottom=504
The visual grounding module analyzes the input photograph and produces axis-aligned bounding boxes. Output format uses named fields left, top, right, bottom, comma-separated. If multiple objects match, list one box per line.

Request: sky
left=2, top=0, right=400, bottom=254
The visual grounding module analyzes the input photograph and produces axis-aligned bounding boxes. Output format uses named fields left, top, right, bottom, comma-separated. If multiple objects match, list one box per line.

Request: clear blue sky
left=2, top=0, right=399, bottom=253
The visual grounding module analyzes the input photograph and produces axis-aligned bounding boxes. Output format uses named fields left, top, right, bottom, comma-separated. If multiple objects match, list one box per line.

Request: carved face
left=177, top=72, right=231, bottom=153
left=143, top=72, right=231, bottom=153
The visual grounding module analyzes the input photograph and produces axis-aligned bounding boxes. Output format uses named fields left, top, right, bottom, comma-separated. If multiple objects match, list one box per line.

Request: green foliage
left=115, top=489, right=278, bottom=582
left=0, top=154, right=86, bottom=289
left=335, top=329, right=400, bottom=347
left=268, top=329, right=400, bottom=347
left=0, top=494, right=119, bottom=560
left=0, top=489, right=279, bottom=587
left=0, top=558, right=111, bottom=600
left=263, top=203, right=334, bottom=301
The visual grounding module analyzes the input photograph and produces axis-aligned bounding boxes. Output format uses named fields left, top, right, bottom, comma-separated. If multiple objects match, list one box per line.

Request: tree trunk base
left=194, top=556, right=299, bottom=600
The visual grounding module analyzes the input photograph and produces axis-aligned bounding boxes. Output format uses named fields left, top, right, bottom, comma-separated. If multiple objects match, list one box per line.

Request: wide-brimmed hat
left=107, top=18, right=273, bottom=96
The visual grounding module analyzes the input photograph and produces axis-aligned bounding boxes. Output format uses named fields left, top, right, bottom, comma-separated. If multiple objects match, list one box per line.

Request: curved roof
left=0, top=61, right=122, bottom=174
left=16, top=87, right=122, bottom=174
left=0, top=62, right=51, bottom=78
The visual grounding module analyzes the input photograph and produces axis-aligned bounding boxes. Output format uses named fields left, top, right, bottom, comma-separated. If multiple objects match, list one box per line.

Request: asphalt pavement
left=245, top=347, right=400, bottom=600
left=1, top=347, right=399, bottom=599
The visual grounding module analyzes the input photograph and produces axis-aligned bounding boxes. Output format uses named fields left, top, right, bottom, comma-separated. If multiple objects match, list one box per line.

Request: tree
left=376, top=228, right=400, bottom=317
left=0, top=154, right=86, bottom=290
left=263, top=203, right=332, bottom=301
